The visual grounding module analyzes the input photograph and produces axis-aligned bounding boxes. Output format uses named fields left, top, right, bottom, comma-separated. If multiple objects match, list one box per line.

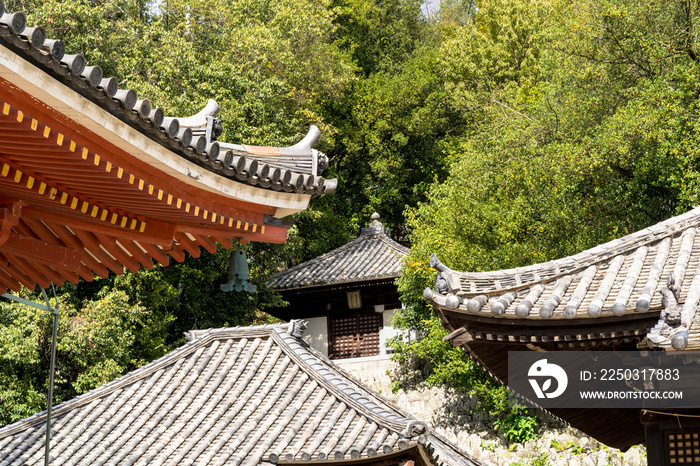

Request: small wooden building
left=423, top=206, right=700, bottom=463
left=0, top=322, right=481, bottom=466
left=268, top=213, right=408, bottom=360
left=0, top=3, right=335, bottom=287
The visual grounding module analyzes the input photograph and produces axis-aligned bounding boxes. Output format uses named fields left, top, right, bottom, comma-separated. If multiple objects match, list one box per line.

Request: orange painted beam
left=5, top=254, right=59, bottom=288
left=91, top=232, right=142, bottom=273
left=191, top=234, right=218, bottom=254
left=0, top=266, right=22, bottom=291
left=116, top=240, right=155, bottom=270
left=139, top=242, right=171, bottom=266
left=174, top=232, right=201, bottom=258
left=1, top=233, right=81, bottom=271
left=71, top=229, right=124, bottom=275
left=24, top=219, right=106, bottom=278
left=173, top=221, right=288, bottom=244
left=165, top=245, right=186, bottom=263
left=0, top=257, right=40, bottom=289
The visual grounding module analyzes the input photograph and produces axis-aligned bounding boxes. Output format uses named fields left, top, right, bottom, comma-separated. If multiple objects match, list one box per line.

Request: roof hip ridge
left=270, top=327, right=428, bottom=438
left=439, top=206, right=700, bottom=293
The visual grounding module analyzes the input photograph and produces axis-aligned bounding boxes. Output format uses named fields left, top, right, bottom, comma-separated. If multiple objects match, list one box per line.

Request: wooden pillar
left=641, top=410, right=665, bottom=466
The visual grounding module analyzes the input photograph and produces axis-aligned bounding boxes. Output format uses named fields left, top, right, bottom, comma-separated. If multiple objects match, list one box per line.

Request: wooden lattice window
left=328, top=313, right=381, bottom=359
left=667, top=431, right=700, bottom=464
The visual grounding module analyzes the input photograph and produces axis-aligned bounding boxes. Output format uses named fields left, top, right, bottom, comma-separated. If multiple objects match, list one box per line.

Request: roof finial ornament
left=289, top=319, right=308, bottom=339
left=361, top=212, right=388, bottom=235
left=403, top=420, right=428, bottom=437
left=427, top=254, right=462, bottom=310
left=647, top=274, right=688, bottom=350
left=660, top=274, right=682, bottom=328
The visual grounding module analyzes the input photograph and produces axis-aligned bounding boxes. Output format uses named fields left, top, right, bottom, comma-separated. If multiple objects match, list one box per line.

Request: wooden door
left=328, top=313, right=381, bottom=359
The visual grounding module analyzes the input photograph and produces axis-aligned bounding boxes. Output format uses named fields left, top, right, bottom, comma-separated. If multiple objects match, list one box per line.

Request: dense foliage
left=391, top=0, right=700, bottom=440
left=3, top=0, right=700, bottom=436
left=401, top=0, right=700, bottom=321
left=0, top=288, right=146, bottom=424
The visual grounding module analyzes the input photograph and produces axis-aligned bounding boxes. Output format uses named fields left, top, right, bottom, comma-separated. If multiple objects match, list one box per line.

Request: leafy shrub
left=388, top=316, right=532, bottom=427
left=494, top=403, right=538, bottom=444
left=389, top=317, right=499, bottom=398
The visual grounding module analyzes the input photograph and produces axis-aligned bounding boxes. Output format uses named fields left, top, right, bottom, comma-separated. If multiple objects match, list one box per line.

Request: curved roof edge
left=424, top=206, right=700, bottom=351
left=0, top=322, right=481, bottom=466
left=435, top=206, right=700, bottom=294
left=270, top=213, right=409, bottom=290
left=0, top=5, right=336, bottom=201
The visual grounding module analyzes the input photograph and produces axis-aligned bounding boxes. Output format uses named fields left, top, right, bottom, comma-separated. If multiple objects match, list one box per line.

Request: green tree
left=331, top=0, right=427, bottom=77
left=393, top=0, right=700, bottom=419
left=0, top=288, right=146, bottom=426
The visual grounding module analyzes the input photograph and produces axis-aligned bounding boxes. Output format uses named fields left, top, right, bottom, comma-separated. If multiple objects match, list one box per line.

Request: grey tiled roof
left=269, top=213, right=409, bottom=290
left=0, top=323, right=480, bottom=466
left=424, top=205, right=700, bottom=350
left=0, top=5, right=335, bottom=196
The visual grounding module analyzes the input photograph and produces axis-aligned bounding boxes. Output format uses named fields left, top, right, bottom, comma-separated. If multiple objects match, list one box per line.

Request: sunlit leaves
left=395, top=0, right=700, bottom=395
left=0, top=288, right=145, bottom=426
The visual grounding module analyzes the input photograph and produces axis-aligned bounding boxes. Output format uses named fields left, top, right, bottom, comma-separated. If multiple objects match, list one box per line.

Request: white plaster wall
left=379, top=307, right=419, bottom=355
left=381, top=308, right=395, bottom=328
left=302, top=316, right=328, bottom=357
left=379, top=308, right=402, bottom=356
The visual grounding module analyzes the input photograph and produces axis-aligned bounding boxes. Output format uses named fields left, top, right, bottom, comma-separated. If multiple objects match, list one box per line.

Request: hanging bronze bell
left=220, top=248, right=257, bottom=292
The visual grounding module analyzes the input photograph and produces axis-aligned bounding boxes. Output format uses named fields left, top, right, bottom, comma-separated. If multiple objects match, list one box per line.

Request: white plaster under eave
left=0, top=46, right=309, bottom=217
left=302, top=316, right=329, bottom=357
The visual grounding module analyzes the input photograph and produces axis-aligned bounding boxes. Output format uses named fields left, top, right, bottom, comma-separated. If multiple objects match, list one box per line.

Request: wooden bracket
left=443, top=327, right=473, bottom=347
left=0, top=202, right=24, bottom=245
left=3, top=233, right=82, bottom=271
left=451, top=332, right=474, bottom=347
left=443, top=327, right=467, bottom=342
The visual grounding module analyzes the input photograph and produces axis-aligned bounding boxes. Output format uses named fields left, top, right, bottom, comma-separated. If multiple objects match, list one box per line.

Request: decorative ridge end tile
left=0, top=5, right=334, bottom=197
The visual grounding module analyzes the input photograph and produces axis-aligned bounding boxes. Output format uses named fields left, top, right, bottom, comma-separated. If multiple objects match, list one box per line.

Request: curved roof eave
left=0, top=45, right=310, bottom=216
left=0, top=5, right=337, bottom=205
left=425, top=206, right=700, bottom=351
left=443, top=206, right=700, bottom=293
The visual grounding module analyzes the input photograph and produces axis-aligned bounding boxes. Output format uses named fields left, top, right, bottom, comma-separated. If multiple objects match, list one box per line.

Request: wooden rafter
left=0, top=78, right=296, bottom=292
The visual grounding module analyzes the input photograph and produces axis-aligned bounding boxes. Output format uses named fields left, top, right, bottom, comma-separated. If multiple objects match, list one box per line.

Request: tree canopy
left=399, top=0, right=700, bottom=326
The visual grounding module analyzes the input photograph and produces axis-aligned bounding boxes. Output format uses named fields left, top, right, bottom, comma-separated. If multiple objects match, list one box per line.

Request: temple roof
left=0, top=6, right=336, bottom=198
left=269, top=213, right=409, bottom=290
left=0, top=3, right=337, bottom=291
left=424, top=206, right=700, bottom=351
left=0, top=323, right=479, bottom=466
